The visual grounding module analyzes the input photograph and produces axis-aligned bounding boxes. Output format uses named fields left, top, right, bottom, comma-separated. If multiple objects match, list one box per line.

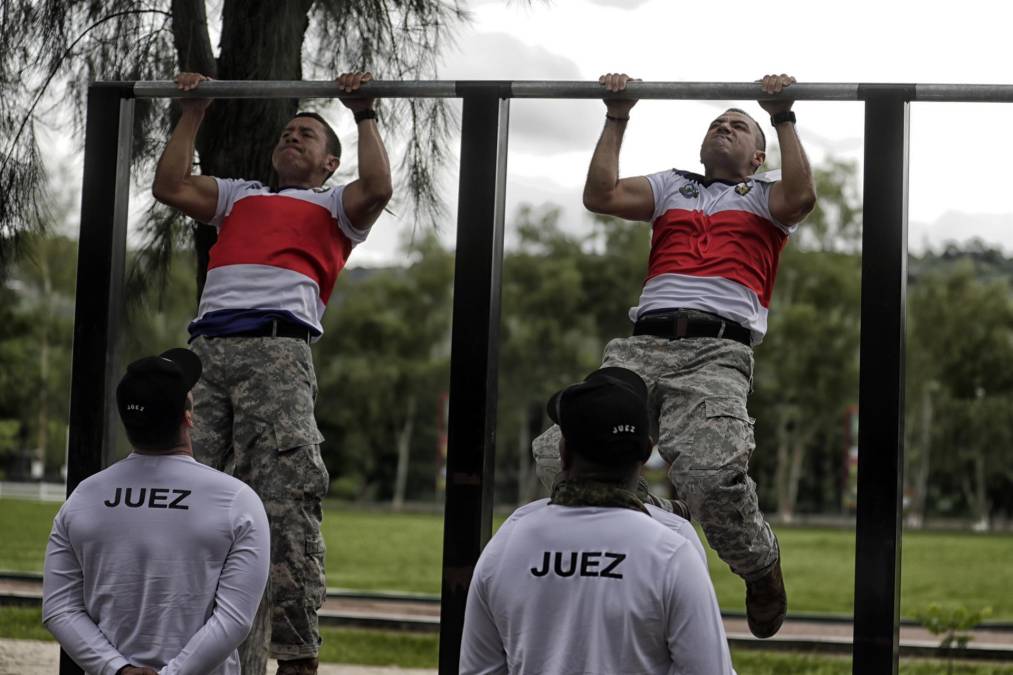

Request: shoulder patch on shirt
left=679, top=183, right=700, bottom=199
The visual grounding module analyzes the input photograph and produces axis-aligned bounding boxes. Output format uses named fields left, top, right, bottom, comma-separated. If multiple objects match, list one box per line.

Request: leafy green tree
left=314, top=232, right=453, bottom=505
left=752, top=247, right=861, bottom=518
left=11, top=232, right=78, bottom=473
left=750, top=155, right=863, bottom=518
left=2, top=0, right=465, bottom=288
left=497, top=206, right=604, bottom=501
left=907, top=260, right=1013, bottom=526
left=495, top=207, right=652, bottom=503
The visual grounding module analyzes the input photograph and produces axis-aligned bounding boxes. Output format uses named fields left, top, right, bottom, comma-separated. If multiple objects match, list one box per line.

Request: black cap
left=547, top=366, right=651, bottom=466
left=116, top=348, right=202, bottom=445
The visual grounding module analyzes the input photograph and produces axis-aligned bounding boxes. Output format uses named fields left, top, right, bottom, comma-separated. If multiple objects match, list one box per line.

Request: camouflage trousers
left=190, top=336, right=329, bottom=659
left=532, top=331, right=778, bottom=581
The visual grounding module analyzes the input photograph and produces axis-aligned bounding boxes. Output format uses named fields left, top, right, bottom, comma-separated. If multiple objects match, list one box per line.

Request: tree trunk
left=774, top=410, right=793, bottom=522
left=176, top=0, right=315, bottom=298
left=908, top=383, right=935, bottom=528
left=35, top=253, right=51, bottom=477
left=971, top=452, right=990, bottom=531
left=516, top=412, right=531, bottom=505
left=785, top=435, right=807, bottom=518
left=392, top=396, right=416, bottom=511
left=167, top=2, right=315, bottom=671
left=237, top=575, right=271, bottom=675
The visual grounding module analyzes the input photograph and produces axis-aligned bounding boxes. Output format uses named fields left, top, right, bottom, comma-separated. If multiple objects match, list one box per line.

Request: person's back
left=461, top=367, right=734, bottom=675
left=44, top=453, right=266, bottom=673
left=464, top=499, right=731, bottom=674
left=43, top=348, right=269, bottom=675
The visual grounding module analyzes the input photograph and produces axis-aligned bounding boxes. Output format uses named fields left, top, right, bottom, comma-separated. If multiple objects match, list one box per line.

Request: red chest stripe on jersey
left=647, top=208, right=788, bottom=308
left=208, top=195, right=352, bottom=304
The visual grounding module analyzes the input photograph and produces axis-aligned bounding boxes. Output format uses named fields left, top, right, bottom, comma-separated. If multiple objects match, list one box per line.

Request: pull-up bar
left=131, top=79, right=1013, bottom=102
left=67, top=79, right=1013, bottom=675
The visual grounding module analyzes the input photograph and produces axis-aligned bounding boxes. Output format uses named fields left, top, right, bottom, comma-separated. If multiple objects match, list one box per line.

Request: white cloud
left=439, top=32, right=601, bottom=152
left=909, top=211, right=1013, bottom=255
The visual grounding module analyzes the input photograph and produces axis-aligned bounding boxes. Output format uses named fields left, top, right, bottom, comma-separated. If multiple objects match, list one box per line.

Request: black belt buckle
left=221, top=320, right=311, bottom=342
left=675, top=316, right=689, bottom=338
left=634, top=310, right=749, bottom=346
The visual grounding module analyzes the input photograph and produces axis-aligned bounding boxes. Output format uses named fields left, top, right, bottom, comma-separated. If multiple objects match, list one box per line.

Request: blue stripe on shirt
left=188, top=309, right=320, bottom=341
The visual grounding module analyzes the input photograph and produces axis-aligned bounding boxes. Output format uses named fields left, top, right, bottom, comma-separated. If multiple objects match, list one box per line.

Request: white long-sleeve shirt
left=42, top=453, right=270, bottom=675
left=460, top=499, right=735, bottom=675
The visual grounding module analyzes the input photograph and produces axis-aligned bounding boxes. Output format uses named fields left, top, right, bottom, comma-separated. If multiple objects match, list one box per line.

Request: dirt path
left=0, top=639, right=436, bottom=675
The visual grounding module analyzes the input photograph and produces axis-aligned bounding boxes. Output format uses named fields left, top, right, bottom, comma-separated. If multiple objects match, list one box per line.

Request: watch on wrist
left=353, top=108, right=377, bottom=124
left=770, top=110, right=796, bottom=127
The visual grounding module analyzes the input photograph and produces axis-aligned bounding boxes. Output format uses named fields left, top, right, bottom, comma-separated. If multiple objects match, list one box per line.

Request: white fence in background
left=0, top=481, right=66, bottom=503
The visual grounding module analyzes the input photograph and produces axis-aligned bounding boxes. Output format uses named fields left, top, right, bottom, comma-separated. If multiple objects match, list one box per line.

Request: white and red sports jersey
left=460, top=499, right=735, bottom=675
left=633, top=169, right=796, bottom=344
left=191, top=178, right=369, bottom=339
left=42, top=453, right=270, bottom=675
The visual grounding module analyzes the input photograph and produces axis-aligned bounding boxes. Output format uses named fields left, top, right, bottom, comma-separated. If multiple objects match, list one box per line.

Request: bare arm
left=151, top=73, right=219, bottom=223
left=582, top=73, right=654, bottom=222
left=337, top=71, right=393, bottom=230
left=758, top=74, right=817, bottom=226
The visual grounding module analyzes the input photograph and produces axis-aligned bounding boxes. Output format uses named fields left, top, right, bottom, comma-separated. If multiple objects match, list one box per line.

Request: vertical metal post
left=852, top=88, right=910, bottom=675
left=438, top=86, right=509, bottom=675
left=63, top=83, right=134, bottom=675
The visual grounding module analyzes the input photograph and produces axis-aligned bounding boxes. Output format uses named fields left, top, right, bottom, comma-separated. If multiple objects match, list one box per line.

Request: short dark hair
left=117, top=349, right=201, bottom=451
left=126, top=395, right=191, bottom=451
left=726, top=107, right=766, bottom=154
left=294, top=111, right=341, bottom=160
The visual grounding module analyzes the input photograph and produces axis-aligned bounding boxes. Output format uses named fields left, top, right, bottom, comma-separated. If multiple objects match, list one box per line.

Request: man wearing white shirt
left=43, top=348, right=270, bottom=675
left=461, top=367, right=734, bottom=675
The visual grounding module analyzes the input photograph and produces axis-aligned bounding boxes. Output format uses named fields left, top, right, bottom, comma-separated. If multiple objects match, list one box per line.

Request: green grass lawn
left=5, top=497, right=1010, bottom=621
left=6, top=606, right=1013, bottom=673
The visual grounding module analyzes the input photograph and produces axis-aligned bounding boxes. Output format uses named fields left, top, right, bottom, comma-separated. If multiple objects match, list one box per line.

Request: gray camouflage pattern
left=533, top=333, right=778, bottom=581
left=550, top=478, right=649, bottom=514
left=190, top=336, right=328, bottom=659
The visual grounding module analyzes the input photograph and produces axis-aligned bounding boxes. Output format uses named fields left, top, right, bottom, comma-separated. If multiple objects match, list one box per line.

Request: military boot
left=745, top=556, right=786, bottom=638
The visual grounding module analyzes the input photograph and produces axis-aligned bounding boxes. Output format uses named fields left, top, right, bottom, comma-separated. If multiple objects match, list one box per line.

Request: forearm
left=163, top=499, right=269, bottom=675
left=355, top=120, right=393, bottom=202
left=583, top=119, right=626, bottom=210
left=153, top=109, right=205, bottom=197
left=159, top=608, right=251, bottom=675
left=774, top=122, right=816, bottom=206
left=45, top=611, right=130, bottom=675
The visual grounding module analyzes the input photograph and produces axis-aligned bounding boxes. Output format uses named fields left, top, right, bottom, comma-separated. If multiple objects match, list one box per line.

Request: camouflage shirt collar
left=550, top=477, right=649, bottom=515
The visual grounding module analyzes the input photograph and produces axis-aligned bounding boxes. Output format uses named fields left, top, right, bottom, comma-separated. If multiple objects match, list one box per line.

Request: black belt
left=219, top=320, right=312, bottom=342
left=633, top=311, right=751, bottom=346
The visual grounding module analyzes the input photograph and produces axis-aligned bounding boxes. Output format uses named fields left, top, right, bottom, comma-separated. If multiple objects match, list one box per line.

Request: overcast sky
left=344, top=0, right=1013, bottom=265
left=43, top=0, right=1013, bottom=266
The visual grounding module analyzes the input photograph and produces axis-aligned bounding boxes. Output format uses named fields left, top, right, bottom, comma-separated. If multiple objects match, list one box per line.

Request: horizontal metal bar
left=914, top=83, right=1013, bottom=102
left=508, top=81, right=862, bottom=100
left=132, top=80, right=459, bottom=99
left=128, top=80, right=1013, bottom=102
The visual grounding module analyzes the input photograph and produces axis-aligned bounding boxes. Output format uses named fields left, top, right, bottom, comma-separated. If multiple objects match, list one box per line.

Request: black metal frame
left=65, top=79, right=1007, bottom=675
left=853, top=88, right=911, bottom=675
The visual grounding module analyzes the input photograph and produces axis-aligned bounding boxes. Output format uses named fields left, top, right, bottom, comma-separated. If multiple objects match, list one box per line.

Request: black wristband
left=770, top=110, right=796, bottom=127
left=353, top=109, right=377, bottom=124
left=606, top=114, right=629, bottom=123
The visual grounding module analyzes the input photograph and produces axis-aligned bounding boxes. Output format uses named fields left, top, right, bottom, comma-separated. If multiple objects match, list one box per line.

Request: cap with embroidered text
left=546, top=367, right=651, bottom=466
left=116, top=348, right=202, bottom=445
